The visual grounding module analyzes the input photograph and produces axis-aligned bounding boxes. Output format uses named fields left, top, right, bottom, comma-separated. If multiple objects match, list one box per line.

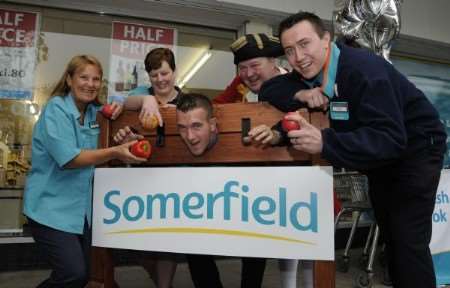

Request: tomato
left=101, top=104, right=115, bottom=119
left=141, top=115, right=159, bottom=130
left=281, top=112, right=300, bottom=132
left=130, top=140, right=152, bottom=159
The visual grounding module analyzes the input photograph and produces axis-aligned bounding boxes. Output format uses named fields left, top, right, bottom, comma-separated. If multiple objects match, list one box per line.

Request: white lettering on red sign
left=122, top=25, right=165, bottom=42
left=0, top=12, right=24, bottom=26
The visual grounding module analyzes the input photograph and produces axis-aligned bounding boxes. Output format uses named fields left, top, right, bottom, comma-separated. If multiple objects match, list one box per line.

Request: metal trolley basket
left=334, top=171, right=380, bottom=288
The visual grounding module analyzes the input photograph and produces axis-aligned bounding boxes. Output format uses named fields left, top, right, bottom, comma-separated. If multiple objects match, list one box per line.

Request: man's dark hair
left=176, top=93, right=213, bottom=119
left=278, top=11, right=327, bottom=39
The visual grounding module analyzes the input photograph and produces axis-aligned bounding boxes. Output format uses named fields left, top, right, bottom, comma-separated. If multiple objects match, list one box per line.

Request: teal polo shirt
left=128, top=85, right=151, bottom=96
left=23, top=94, right=101, bottom=234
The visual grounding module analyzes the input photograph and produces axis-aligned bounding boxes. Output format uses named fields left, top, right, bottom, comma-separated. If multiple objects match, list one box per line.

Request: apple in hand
left=281, top=112, right=300, bottom=132
left=130, top=140, right=152, bottom=159
left=101, top=104, right=115, bottom=119
left=141, top=115, right=159, bottom=130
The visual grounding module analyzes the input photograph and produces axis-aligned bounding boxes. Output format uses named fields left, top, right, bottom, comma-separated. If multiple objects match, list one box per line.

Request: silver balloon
left=333, top=0, right=402, bottom=61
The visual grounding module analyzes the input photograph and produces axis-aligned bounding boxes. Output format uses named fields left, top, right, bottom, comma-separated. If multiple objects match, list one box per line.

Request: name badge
left=330, top=102, right=349, bottom=120
left=89, top=121, right=100, bottom=129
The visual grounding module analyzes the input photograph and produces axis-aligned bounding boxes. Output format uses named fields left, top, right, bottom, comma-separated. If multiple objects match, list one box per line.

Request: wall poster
left=108, top=21, right=177, bottom=101
left=0, top=8, right=39, bottom=100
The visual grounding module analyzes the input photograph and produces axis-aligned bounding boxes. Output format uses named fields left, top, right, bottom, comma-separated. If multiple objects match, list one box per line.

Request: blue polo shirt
left=23, top=94, right=101, bottom=234
left=128, top=85, right=151, bottom=96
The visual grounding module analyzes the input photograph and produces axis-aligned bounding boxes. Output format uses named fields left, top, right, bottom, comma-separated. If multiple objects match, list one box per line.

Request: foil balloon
left=333, top=0, right=402, bottom=61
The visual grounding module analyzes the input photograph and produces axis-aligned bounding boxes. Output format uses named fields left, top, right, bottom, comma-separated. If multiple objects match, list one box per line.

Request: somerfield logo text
left=103, top=180, right=318, bottom=232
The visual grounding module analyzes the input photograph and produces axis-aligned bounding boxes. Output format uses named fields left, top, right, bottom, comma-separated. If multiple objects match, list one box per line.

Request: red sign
left=0, top=9, right=38, bottom=48
left=111, top=21, right=176, bottom=59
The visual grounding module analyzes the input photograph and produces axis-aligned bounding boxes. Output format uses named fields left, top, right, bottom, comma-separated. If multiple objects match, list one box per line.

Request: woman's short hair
left=144, top=47, right=176, bottom=73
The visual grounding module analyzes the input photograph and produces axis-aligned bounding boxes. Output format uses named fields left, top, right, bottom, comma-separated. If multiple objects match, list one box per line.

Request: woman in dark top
left=125, top=47, right=183, bottom=128
left=124, top=47, right=182, bottom=288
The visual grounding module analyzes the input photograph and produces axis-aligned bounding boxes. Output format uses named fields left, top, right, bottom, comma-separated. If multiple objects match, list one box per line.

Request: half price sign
left=0, top=9, right=39, bottom=100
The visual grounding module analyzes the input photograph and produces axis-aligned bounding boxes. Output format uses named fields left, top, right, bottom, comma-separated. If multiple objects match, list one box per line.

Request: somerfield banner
left=92, top=166, right=334, bottom=260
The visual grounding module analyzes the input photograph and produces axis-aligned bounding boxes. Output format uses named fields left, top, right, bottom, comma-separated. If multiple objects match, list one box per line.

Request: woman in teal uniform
left=23, top=55, right=146, bottom=288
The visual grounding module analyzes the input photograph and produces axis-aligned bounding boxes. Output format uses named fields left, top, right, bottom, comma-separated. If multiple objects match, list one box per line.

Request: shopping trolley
left=334, top=171, right=381, bottom=288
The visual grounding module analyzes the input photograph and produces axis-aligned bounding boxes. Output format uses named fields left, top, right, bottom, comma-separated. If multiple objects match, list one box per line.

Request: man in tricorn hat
left=202, top=33, right=309, bottom=288
left=213, top=33, right=288, bottom=103
left=188, top=34, right=286, bottom=288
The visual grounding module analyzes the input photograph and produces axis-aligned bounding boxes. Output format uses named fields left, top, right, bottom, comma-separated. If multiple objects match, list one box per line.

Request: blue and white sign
left=431, top=169, right=450, bottom=285
left=92, top=166, right=334, bottom=260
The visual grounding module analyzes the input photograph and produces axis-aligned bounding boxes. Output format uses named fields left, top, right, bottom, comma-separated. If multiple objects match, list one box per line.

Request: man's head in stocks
left=176, top=93, right=218, bottom=156
left=231, top=33, right=284, bottom=93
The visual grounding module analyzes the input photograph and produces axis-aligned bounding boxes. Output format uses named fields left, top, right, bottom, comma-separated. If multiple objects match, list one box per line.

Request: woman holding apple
left=125, top=47, right=183, bottom=131
left=23, top=55, right=146, bottom=288
left=123, top=47, right=184, bottom=288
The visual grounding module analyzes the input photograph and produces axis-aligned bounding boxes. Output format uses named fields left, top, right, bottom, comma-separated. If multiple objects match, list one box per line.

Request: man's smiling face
left=281, top=20, right=330, bottom=80
left=177, top=107, right=217, bottom=156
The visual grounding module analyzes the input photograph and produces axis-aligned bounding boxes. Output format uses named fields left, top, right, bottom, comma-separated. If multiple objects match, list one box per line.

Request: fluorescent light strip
left=179, top=50, right=212, bottom=89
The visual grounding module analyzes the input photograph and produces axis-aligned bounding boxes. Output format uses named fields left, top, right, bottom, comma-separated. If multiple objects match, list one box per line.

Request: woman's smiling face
left=67, top=64, right=102, bottom=107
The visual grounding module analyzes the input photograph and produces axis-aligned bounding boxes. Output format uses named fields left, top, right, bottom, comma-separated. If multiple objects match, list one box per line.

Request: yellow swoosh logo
left=107, top=227, right=315, bottom=245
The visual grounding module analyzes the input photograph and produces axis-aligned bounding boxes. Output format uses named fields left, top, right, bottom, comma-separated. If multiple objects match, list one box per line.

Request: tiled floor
left=0, top=250, right=395, bottom=288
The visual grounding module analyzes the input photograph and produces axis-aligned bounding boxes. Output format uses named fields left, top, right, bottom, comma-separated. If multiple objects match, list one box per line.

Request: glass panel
left=0, top=5, right=236, bottom=190
left=392, top=56, right=450, bottom=168
left=0, top=4, right=236, bottom=235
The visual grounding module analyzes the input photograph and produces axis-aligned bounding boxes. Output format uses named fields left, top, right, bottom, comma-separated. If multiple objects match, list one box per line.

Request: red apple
left=101, top=104, right=115, bottom=119
left=281, top=112, right=300, bottom=132
left=130, top=140, right=152, bottom=159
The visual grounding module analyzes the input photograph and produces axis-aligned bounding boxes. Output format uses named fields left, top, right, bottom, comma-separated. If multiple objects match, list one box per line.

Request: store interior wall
left=8, top=0, right=450, bottom=45
left=220, top=0, right=450, bottom=45
left=1, top=0, right=449, bottom=170
left=0, top=2, right=238, bottom=191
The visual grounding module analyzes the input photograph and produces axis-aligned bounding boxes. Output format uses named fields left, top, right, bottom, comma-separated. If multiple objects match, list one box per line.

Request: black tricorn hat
left=230, top=33, right=284, bottom=65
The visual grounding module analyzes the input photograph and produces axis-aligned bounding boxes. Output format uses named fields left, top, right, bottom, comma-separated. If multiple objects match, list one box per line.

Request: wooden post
left=314, top=261, right=336, bottom=288
left=89, top=102, right=335, bottom=287
left=308, top=110, right=335, bottom=287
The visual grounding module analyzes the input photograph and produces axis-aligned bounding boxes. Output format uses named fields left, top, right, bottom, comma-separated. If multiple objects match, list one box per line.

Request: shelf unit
left=0, top=187, right=26, bottom=244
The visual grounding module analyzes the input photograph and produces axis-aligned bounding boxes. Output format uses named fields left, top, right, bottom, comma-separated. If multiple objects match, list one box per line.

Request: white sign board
left=431, top=169, right=450, bottom=285
left=93, top=166, right=334, bottom=260
left=431, top=169, right=450, bottom=254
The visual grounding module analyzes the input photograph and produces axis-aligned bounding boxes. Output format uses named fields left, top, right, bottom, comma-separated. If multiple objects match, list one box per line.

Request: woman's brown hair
left=144, top=47, right=176, bottom=73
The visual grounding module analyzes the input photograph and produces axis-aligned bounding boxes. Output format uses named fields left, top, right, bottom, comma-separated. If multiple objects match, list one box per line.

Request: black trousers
left=29, top=218, right=91, bottom=288
left=367, top=141, right=445, bottom=288
left=187, top=254, right=266, bottom=288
